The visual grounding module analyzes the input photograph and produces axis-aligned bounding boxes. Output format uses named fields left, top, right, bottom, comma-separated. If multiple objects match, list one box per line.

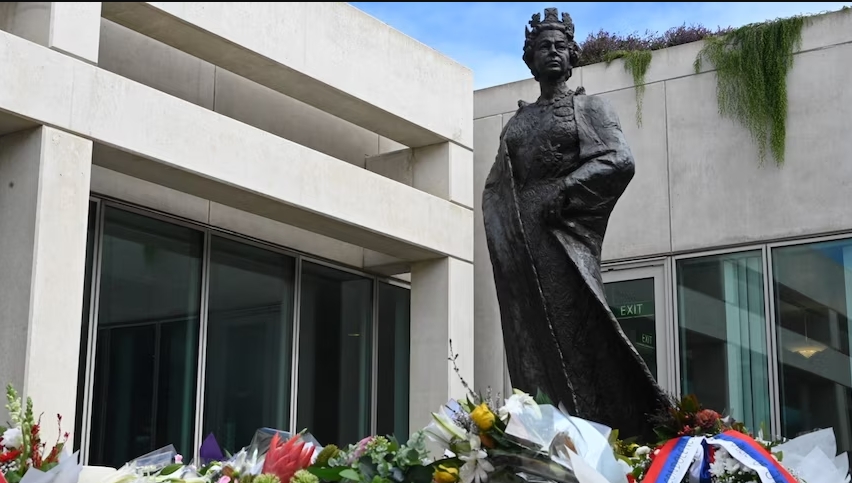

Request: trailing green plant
left=604, top=50, right=653, bottom=127
left=693, top=15, right=806, bottom=166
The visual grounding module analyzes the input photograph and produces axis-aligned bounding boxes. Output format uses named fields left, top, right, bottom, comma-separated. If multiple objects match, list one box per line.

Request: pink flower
left=175, top=454, right=183, bottom=464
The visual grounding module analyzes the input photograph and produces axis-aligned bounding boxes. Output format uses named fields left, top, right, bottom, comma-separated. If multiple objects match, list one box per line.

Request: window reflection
left=604, top=278, right=658, bottom=378
left=376, top=282, right=410, bottom=440
left=203, top=236, right=296, bottom=453
left=88, top=207, right=203, bottom=468
left=78, top=203, right=412, bottom=461
left=297, top=262, right=373, bottom=446
left=74, top=201, right=98, bottom=452
left=772, top=239, right=852, bottom=457
left=676, top=251, right=771, bottom=432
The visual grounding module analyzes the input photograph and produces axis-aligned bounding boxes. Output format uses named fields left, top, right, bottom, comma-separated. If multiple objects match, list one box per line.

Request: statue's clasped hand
left=545, top=179, right=572, bottom=223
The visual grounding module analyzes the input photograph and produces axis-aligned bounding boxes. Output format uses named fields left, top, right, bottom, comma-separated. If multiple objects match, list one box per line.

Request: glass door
left=602, top=262, right=673, bottom=392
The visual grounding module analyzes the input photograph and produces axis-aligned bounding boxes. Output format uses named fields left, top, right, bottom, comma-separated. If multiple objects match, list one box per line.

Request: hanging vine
left=604, top=50, right=653, bottom=127
left=693, top=16, right=806, bottom=166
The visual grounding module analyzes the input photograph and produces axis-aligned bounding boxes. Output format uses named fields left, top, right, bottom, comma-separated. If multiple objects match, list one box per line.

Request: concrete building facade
left=474, top=8, right=852, bottom=457
left=2, top=0, right=851, bottom=470
left=0, top=1, right=473, bottom=467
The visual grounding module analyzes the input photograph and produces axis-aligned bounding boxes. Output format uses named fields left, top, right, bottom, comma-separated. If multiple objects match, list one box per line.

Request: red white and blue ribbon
left=642, top=436, right=704, bottom=483
left=643, top=431, right=797, bottom=483
left=707, top=431, right=797, bottom=483
left=686, top=439, right=715, bottom=483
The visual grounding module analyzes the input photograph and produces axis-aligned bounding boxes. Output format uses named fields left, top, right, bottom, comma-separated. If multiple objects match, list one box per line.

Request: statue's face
left=532, top=29, right=570, bottom=80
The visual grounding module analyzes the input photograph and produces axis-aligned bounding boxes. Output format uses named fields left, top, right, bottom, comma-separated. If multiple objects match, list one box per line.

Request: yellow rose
left=433, top=465, right=459, bottom=483
left=470, top=403, right=496, bottom=431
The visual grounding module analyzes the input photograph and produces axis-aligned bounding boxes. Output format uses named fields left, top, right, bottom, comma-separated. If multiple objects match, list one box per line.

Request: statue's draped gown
left=482, top=90, right=669, bottom=441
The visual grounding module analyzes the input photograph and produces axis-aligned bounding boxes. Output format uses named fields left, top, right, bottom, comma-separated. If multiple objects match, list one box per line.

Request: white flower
left=422, top=407, right=470, bottom=460
left=498, top=390, right=540, bottom=420
left=425, top=409, right=468, bottom=443
left=2, top=427, right=23, bottom=449
left=459, top=437, right=494, bottom=483
left=635, top=446, right=651, bottom=456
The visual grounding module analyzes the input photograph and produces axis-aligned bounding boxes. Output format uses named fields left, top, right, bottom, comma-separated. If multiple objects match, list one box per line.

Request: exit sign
left=610, top=301, right=655, bottom=319
left=638, top=333, right=655, bottom=349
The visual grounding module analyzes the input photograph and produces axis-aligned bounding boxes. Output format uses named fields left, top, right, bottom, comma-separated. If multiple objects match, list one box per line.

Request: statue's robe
left=482, top=92, right=670, bottom=441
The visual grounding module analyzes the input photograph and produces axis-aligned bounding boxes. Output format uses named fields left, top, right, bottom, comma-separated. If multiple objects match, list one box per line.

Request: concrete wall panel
left=599, top=83, right=672, bottom=260
left=213, top=68, right=379, bottom=168
left=99, top=19, right=215, bottom=109
left=667, top=43, right=852, bottom=251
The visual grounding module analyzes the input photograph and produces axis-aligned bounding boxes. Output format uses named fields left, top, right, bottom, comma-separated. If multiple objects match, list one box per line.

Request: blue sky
left=349, top=2, right=850, bottom=89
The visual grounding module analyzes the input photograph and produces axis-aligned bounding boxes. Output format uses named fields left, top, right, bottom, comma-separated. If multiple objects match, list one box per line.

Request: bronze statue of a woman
left=482, top=8, right=670, bottom=441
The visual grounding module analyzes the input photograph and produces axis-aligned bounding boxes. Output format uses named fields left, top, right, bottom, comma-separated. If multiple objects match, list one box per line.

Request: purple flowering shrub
left=577, top=24, right=733, bottom=67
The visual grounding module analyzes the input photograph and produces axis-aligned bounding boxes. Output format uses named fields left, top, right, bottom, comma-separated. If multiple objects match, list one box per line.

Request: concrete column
left=0, top=127, right=93, bottom=444
left=0, top=2, right=101, bottom=63
left=405, top=140, right=474, bottom=434
left=409, top=257, right=474, bottom=433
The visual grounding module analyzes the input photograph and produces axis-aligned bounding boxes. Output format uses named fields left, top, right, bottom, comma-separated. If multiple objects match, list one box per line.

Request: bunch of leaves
left=1, top=384, right=69, bottom=483
left=308, top=433, right=434, bottom=483
left=650, top=394, right=755, bottom=444
left=602, top=50, right=653, bottom=126
left=694, top=14, right=806, bottom=166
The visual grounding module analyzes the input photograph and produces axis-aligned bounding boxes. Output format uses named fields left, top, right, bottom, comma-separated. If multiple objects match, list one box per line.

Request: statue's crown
left=527, top=8, right=574, bottom=39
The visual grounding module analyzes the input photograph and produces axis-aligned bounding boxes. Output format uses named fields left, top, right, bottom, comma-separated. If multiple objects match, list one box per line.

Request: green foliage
left=694, top=15, right=806, bottom=166
left=315, top=444, right=341, bottom=467
left=533, top=388, right=552, bottom=406
left=604, top=50, right=653, bottom=126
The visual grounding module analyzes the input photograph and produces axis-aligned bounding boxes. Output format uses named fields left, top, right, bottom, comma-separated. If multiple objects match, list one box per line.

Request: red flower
left=695, top=409, right=721, bottom=430
left=627, top=474, right=636, bottom=483
left=261, top=434, right=314, bottom=483
left=0, top=450, right=21, bottom=463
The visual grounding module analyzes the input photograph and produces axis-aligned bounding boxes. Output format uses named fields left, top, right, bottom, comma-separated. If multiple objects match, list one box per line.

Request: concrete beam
left=101, top=2, right=474, bottom=149
left=0, top=30, right=473, bottom=262
left=366, top=144, right=474, bottom=209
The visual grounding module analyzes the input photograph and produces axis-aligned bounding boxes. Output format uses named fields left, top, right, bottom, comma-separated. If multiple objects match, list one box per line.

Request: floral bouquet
left=96, top=429, right=322, bottom=483
left=0, top=385, right=81, bottom=483
left=613, top=394, right=850, bottom=483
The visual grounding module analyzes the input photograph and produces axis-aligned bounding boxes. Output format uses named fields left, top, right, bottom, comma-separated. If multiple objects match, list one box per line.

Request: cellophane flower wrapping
left=17, top=448, right=81, bottom=483
left=502, top=403, right=627, bottom=483
left=96, top=446, right=171, bottom=483
left=771, top=428, right=850, bottom=483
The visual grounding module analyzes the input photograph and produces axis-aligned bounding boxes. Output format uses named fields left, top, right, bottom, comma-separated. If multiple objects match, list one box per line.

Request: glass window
left=74, top=201, right=98, bottom=452
left=772, top=239, right=852, bottom=456
left=605, top=278, right=658, bottom=378
left=297, top=262, right=373, bottom=446
left=676, top=251, right=771, bottom=432
left=376, top=282, right=410, bottom=441
left=88, top=207, right=203, bottom=468
left=203, top=236, right=296, bottom=454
